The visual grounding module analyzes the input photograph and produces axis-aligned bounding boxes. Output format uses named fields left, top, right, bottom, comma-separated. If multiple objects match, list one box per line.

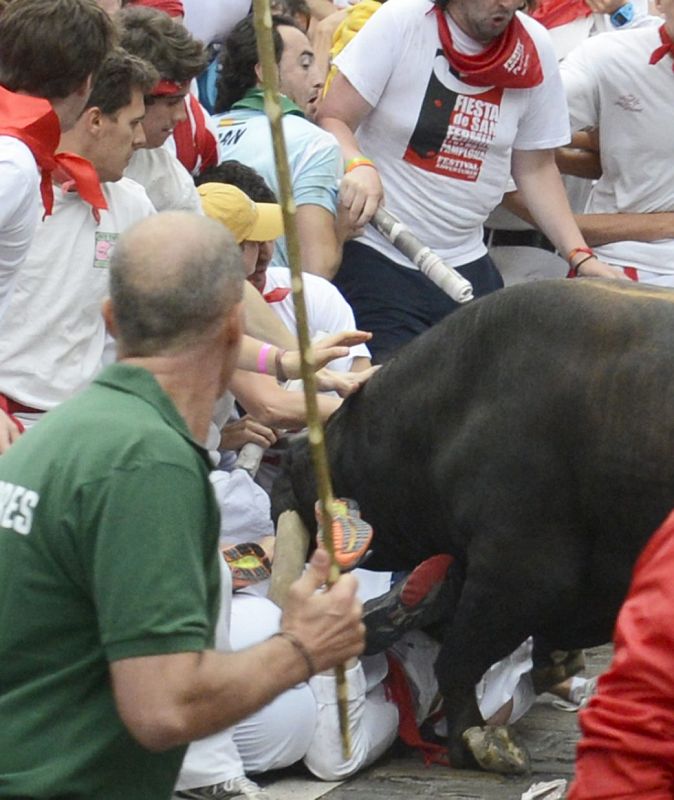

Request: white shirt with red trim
left=333, top=0, right=569, bottom=269
left=263, top=267, right=370, bottom=372
left=561, top=26, right=674, bottom=276
left=0, top=178, right=155, bottom=410
left=0, top=137, right=40, bottom=321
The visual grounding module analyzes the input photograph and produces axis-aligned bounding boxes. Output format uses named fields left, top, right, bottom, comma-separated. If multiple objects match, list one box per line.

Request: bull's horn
left=268, top=510, right=311, bottom=608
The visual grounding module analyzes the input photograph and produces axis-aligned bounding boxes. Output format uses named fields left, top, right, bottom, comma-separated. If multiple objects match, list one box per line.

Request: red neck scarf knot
left=433, top=5, right=543, bottom=90
left=650, top=25, right=674, bottom=72
left=0, top=86, right=107, bottom=219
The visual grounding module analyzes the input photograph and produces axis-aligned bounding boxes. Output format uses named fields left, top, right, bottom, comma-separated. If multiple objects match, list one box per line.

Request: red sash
left=650, top=24, right=674, bottom=72
left=0, top=86, right=108, bottom=219
left=434, top=6, right=543, bottom=89
left=533, top=0, right=591, bottom=30
left=173, top=94, right=219, bottom=175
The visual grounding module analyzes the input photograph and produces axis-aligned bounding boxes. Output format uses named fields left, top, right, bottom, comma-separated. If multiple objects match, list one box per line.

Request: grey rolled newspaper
left=370, top=207, right=474, bottom=304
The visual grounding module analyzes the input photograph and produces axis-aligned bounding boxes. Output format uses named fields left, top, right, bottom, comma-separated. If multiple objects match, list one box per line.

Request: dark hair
left=117, top=5, right=207, bottom=85
left=214, top=14, right=288, bottom=113
left=85, top=47, right=158, bottom=116
left=0, top=0, right=116, bottom=99
left=195, top=160, right=277, bottom=204
left=271, top=0, right=310, bottom=31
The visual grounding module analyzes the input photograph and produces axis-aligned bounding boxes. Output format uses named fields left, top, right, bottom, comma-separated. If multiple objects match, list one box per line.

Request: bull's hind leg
left=436, top=555, right=581, bottom=773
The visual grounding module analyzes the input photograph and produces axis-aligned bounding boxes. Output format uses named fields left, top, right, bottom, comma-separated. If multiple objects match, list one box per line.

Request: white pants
left=175, top=584, right=399, bottom=792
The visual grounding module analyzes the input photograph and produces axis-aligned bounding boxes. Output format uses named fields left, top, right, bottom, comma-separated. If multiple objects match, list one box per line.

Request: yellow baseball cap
left=197, top=183, right=284, bottom=244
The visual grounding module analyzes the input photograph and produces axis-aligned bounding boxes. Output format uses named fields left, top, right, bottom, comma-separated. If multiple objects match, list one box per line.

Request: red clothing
left=173, top=94, right=219, bottom=176
left=533, top=0, right=592, bottom=30
left=569, top=509, right=674, bottom=800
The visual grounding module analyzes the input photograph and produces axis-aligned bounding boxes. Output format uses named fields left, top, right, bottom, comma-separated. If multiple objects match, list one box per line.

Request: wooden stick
left=251, top=0, right=352, bottom=759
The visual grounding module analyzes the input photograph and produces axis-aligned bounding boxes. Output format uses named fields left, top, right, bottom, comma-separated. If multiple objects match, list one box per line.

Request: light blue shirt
left=213, top=107, right=342, bottom=267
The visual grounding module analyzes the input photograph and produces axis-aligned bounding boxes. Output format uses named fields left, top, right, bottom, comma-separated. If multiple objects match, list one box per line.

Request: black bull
left=271, top=279, right=674, bottom=767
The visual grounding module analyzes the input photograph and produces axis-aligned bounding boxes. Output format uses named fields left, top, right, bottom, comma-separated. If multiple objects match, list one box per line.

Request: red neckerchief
left=434, top=6, right=543, bottom=89
left=263, top=286, right=291, bottom=303
left=173, top=94, right=219, bottom=174
left=650, top=24, right=674, bottom=71
left=0, top=86, right=108, bottom=220
left=385, top=653, right=450, bottom=766
left=532, top=0, right=591, bottom=30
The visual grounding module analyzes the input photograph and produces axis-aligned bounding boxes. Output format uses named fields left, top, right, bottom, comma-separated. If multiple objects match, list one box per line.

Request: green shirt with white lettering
left=0, top=364, right=221, bottom=799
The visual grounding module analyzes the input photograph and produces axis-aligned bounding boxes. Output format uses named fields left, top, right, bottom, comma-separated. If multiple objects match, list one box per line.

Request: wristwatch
left=610, top=2, right=634, bottom=27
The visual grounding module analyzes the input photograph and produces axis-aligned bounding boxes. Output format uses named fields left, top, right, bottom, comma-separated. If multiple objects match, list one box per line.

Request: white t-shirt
left=182, top=0, right=250, bottom=45
left=547, top=1, right=656, bottom=61
left=334, top=0, right=570, bottom=268
left=561, top=26, right=674, bottom=274
left=263, top=267, right=370, bottom=372
left=0, top=178, right=155, bottom=409
left=0, top=137, right=40, bottom=321
left=125, top=147, right=203, bottom=213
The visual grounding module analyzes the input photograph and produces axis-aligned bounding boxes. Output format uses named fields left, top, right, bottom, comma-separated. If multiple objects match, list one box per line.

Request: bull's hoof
left=462, top=725, right=531, bottom=775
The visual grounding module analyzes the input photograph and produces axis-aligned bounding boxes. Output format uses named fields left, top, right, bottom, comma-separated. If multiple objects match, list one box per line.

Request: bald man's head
left=109, top=211, right=245, bottom=356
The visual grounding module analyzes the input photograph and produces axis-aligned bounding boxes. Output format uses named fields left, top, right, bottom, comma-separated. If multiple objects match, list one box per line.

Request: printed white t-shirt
left=334, top=0, right=570, bottom=268
left=0, top=137, right=40, bottom=321
left=0, top=178, right=155, bottom=410
left=561, top=26, right=674, bottom=274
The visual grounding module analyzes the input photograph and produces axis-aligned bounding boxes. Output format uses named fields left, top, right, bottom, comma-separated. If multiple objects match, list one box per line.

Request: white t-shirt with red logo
left=333, top=0, right=569, bottom=268
left=561, top=26, right=674, bottom=276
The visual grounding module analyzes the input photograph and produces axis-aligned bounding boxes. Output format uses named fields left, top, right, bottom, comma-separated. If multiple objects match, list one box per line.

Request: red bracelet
left=567, top=246, right=595, bottom=278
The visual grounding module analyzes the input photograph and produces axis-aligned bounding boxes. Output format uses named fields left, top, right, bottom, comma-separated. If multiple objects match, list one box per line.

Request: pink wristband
left=257, top=342, right=273, bottom=375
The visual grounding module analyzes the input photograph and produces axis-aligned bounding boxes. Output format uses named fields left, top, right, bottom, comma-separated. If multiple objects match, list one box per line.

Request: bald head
left=109, top=211, right=245, bottom=356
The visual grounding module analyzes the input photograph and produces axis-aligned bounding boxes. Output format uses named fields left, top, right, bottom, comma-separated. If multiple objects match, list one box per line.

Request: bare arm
left=110, top=549, right=364, bottom=751
left=312, top=8, right=348, bottom=84
left=305, top=0, right=339, bottom=21
left=511, top=148, right=625, bottom=279
left=501, top=191, right=674, bottom=248
left=243, top=281, right=297, bottom=350
left=317, top=72, right=383, bottom=228
left=237, top=330, right=372, bottom=383
left=230, top=369, right=341, bottom=428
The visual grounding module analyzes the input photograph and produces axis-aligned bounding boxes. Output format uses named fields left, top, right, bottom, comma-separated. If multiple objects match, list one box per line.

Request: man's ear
left=254, top=62, right=264, bottom=85
left=79, top=105, right=104, bottom=138
left=102, top=297, right=118, bottom=339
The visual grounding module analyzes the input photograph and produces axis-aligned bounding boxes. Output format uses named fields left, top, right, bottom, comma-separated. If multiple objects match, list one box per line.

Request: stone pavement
left=261, top=646, right=612, bottom=800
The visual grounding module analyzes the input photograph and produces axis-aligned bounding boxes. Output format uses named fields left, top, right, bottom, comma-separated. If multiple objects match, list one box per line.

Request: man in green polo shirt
left=0, top=211, right=365, bottom=800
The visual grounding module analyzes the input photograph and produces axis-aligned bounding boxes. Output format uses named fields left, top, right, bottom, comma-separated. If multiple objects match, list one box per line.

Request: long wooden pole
left=251, top=0, right=352, bottom=759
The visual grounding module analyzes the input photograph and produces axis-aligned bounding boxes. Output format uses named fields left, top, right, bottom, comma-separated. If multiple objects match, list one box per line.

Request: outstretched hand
left=280, top=330, right=373, bottom=380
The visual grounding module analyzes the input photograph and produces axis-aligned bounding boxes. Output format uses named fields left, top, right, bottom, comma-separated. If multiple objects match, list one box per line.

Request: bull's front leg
left=436, top=577, right=535, bottom=774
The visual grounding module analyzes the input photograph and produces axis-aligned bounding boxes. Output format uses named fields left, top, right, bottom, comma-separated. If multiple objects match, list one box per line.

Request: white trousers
left=175, top=581, right=399, bottom=792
